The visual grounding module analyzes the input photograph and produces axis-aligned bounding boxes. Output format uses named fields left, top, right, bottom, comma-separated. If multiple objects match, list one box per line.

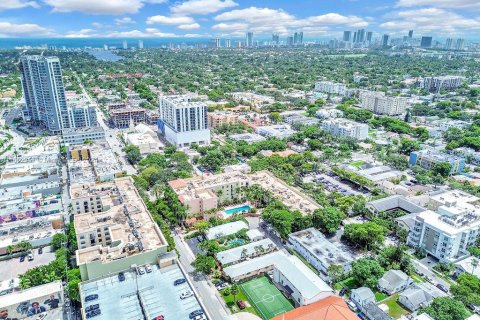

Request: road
left=412, top=258, right=452, bottom=291
left=174, top=234, right=230, bottom=320
left=76, top=76, right=137, bottom=175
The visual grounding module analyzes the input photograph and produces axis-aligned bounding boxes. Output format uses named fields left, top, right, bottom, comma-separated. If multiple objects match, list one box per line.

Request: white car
left=180, top=290, right=193, bottom=299
left=145, top=265, right=152, bottom=273
left=137, top=267, right=145, bottom=275
left=192, top=315, right=206, bottom=320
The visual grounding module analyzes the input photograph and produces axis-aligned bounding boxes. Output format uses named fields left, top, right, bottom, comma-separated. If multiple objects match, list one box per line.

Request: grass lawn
left=382, top=294, right=409, bottom=319
left=350, top=160, right=364, bottom=168
left=335, top=277, right=357, bottom=291
left=375, top=291, right=388, bottom=302
left=411, top=274, right=424, bottom=283
left=241, top=277, right=294, bottom=320
left=220, top=287, right=259, bottom=317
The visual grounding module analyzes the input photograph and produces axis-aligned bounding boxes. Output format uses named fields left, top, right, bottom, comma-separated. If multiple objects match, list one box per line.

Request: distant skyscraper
left=408, top=30, right=414, bottom=38
left=122, top=40, right=128, bottom=50
left=445, top=38, right=453, bottom=50
left=209, top=38, right=220, bottom=48
left=353, top=32, right=357, bottom=43
left=366, top=31, right=373, bottom=42
left=356, top=29, right=365, bottom=43
left=138, top=40, right=144, bottom=49
left=287, top=36, right=294, bottom=46
left=225, top=39, right=231, bottom=48
left=272, top=33, right=280, bottom=46
left=297, top=32, right=304, bottom=45
left=19, top=55, right=69, bottom=134
left=343, top=31, right=352, bottom=42
left=420, top=36, right=433, bottom=48
left=246, top=32, right=254, bottom=47
left=456, top=38, right=465, bottom=50
left=382, top=34, right=390, bottom=47
left=103, top=44, right=108, bottom=51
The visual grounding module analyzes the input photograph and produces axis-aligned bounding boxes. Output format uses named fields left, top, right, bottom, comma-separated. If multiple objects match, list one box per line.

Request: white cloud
left=146, top=15, right=195, bottom=25
left=213, top=7, right=368, bottom=36
left=171, top=0, right=238, bottom=15
left=396, top=0, right=480, bottom=10
left=115, top=17, right=136, bottom=25
left=43, top=0, right=166, bottom=15
left=65, top=28, right=96, bottom=38
left=178, top=23, right=201, bottom=30
left=380, top=8, right=480, bottom=35
left=0, top=21, right=53, bottom=37
left=0, top=0, right=38, bottom=10
left=91, top=22, right=103, bottom=28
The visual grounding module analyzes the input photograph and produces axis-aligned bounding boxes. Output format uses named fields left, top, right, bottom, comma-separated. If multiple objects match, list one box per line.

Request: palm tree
left=231, top=284, right=239, bottom=305
left=471, top=258, right=479, bottom=275
left=241, top=248, right=248, bottom=260
left=6, top=245, right=15, bottom=255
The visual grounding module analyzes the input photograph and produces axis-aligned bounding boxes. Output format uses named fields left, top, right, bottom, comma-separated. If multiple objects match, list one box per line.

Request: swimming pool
left=228, top=239, right=245, bottom=246
left=224, top=205, right=251, bottom=216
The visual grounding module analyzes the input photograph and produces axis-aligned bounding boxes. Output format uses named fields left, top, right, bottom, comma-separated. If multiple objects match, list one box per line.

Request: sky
left=0, top=0, right=479, bottom=39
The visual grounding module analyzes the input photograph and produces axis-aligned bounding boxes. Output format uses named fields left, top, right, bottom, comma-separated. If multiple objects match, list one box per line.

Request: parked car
left=38, top=247, right=43, bottom=254
left=152, top=316, right=164, bottom=320
left=192, top=315, right=206, bottom=320
left=467, top=304, right=480, bottom=314
left=145, top=265, right=152, bottom=273
left=347, top=300, right=357, bottom=311
left=118, top=272, right=125, bottom=282
left=237, top=300, right=246, bottom=310
left=85, top=294, right=99, bottom=302
left=339, top=287, right=347, bottom=296
left=180, top=290, right=194, bottom=299
left=85, top=304, right=100, bottom=312
left=214, top=280, right=225, bottom=287
left=20, top=255, right=25, bottom=262
left=86, top=309, right=101, bottom=319
left=35, top=314, right=47, bottom=320
left=436, top=284, right=449, bottom=293
left=28, top=254, right=34, bottom=261
left=216, top=283, right=228, bottom=290
left=137, top=267, right=145, bottom=275
left=425, top=276, right=435, bottom=284
left=415, top=270, right=424, bottom=277
left=174, top=278, right=186, bottom=286
left=189, top=310, right=204, bottom=319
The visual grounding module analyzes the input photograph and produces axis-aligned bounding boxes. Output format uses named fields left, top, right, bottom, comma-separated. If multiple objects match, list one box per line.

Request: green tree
left=451, top=273, right=480, bottom=306
left=399, top=138, right=420, bottom=155
left=230, top=284, right=239, bottom=304
left=192, top=255, right=216, bottom=274
left=312, top=207, right=345, bottom=234
left=123, top=144, right=141, bottom=164
left=351, top=258, right=385, bottom=289
left=269, top=112, right=282, bottom=124
left=327, top=264, right=344, bottom=286
left=51, top=233, right=68, bottom=250
left=343, top=222, right=384, bottom=250
left=419, top=297, right=469, bottom=320
left=433, top=162, right=452, bottom=177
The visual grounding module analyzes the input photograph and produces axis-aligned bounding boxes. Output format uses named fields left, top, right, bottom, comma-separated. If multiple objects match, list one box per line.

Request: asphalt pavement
left=174, top=234, right=230, bottom=320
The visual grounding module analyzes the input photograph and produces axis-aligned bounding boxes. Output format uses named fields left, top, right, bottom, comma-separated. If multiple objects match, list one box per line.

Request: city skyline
left=0, top=0, right=479, bottom=39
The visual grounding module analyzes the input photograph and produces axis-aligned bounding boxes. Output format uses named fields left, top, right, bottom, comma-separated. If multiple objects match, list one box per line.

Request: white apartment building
left=359, top=90, right=408, bottom=115
left=314, top=81, right=355, bottom=97
left=420, top=76, right=464, bottom=93
left=158, top=95, right=211, bottom=147
left=321, top=118, right=368, bottom=140
left=407, top=190, right=480, bottom=262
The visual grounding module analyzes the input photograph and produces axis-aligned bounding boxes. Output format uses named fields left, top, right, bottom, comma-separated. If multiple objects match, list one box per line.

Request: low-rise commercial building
left=321, top=119, right=368, bottom=140
left=229, top=133, right=266, bottom=144
left=205, top=221, right=248, bottom=240
left=208, top=112, right=238, bottom=128
left=409, top=149, right=465, bottom=175
left=73, top=177, right=168, bottom=281
left=282, top=114, right=320, bottom=126
left=69, top=142, right=122, bottom=182
left=255, top=125, right=296, bottom=139
left=62, top=127, right=106, bottom=145
left=288, top=228, right=353, bottom=277
left=126, top=125, right=162, bottom=155
left=0, top=281, right=64, bottom=320
left=230, top=92, right=275, bottom=108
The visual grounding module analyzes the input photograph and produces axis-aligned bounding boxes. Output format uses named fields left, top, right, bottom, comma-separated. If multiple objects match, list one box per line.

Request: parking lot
left=304, top=172, right=367, bottom=196
left=0, top=246, right=56, bottom=281
left=80, top=264, right=204, bottom=320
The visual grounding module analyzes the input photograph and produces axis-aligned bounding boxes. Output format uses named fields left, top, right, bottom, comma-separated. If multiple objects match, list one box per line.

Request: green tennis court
left=240, top=276, right=294, bottom=319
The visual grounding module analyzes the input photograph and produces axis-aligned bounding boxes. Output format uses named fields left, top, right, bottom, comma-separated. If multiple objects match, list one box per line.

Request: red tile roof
left=271, top=296, right=359, bottom=320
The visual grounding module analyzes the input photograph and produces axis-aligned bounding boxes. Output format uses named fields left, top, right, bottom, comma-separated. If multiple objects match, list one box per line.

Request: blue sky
left=0, top=0, right=479, bottom=39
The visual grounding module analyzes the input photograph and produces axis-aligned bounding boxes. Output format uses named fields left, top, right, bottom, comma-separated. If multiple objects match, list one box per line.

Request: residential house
left=378, top=270, right=413, bottom=295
